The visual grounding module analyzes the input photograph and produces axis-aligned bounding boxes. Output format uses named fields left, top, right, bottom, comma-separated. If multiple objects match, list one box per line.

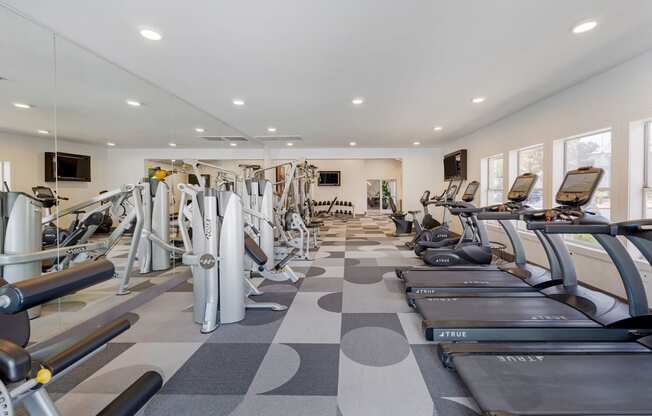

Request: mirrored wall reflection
left=31, top=33, right=248, bottom=342
left=0, top=6, right=61, bottom=336
left=1, top=1, right=249, bottom=344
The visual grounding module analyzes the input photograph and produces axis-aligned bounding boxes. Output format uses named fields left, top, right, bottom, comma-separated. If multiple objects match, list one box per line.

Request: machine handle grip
left=541, top=223, right=611, bottom=234
left=476, top=212, right=520, bottom=220
left=43, top=318, right=130, bottom=375
left=448, top=207, right=480, bottom=214
left=0, top=260, right=115, bottom=314
left=96, top=371, right=163, bottom=416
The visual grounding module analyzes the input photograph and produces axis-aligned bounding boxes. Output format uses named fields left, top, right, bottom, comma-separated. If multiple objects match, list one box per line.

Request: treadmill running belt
left=454, top=354, right=652, bottom=415
left=416, top=297, right=594, bottom=322
left=404, top=269, right=532, bottom=289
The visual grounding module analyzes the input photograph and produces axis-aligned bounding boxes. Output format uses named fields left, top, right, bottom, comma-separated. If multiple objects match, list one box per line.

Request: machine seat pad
left=244, top=234, right=268, bottom=266
left=0, top=339, right=32, bottom=383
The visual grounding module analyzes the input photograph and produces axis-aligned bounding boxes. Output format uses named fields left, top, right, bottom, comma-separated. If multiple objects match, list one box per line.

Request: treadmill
left=400, top=173, right=553, bottom=299
left=415, top=167, right=652, bottom=342
left=441, top=219, right=652, bottom=415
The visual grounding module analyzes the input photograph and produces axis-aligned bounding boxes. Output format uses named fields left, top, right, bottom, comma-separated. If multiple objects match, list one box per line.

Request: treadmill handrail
left=534, top=223, right=612, bottom=234
left=476, top=211, right=521, bottom=220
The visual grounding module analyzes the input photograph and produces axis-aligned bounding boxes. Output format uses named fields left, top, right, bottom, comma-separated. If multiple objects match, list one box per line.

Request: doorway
left=366, top=178, right=398, bottom=214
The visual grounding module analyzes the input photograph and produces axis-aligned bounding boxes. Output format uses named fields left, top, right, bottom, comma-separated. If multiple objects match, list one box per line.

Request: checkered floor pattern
left=31, top=215, right=477, bottom=416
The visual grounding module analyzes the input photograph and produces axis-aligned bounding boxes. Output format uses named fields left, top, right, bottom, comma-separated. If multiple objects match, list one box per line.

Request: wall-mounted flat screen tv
left=443, top=149, right=467, bottom=180
left=318, top=171, right=341, bottom=186
left=45, top=152, right=91, bottom=182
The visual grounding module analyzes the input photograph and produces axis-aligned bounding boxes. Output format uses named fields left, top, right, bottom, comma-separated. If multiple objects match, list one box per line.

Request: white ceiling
left=2, top=0, right=652, bottom=148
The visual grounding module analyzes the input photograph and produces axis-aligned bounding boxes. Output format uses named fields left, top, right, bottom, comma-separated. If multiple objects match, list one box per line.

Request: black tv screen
left=318, top=171, right=340, bottom=186
left=443, top=149, right=467, bottom=180
left=45, top=152, right=91, bottom=182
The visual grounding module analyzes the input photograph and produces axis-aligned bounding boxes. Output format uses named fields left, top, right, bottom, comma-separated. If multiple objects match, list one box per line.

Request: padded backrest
left=0, top=313, right=30, bottom=348
left=387, top=196, right=398, bottom=213
left=244, top=234, right=268, bottom=266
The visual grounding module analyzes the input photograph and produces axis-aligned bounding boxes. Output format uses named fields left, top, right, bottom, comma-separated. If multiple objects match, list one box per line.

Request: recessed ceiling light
left=232, top=98, right=245, bottom=106
left=433, top=126, right=443, bottom=131
left=195, top=127, right=205, bottom=133
left=267, top=126, right=277, bottom=133
left=413, top=141, right=421, bottom=146
left=352, top=97, right=365, bottom=105
left=169, top=142, right=177, bottom=147
left=140, top=28, right=162, bottom=41
left=37, top=129, right=49, bottom=135
left=349, top=141, right=357, bottom=146
left=13, top=102, right=32, bottom=109
left=126, top=100, right=142, bottom=107
left=471, top=97, right=486, bottom=104
left=230, top=143, right=238, bottom=147
left=286, top=142, right=294, bottom=147
left=107, top=142, right=116, bottom=147
left=572, top=20, right=598, bottom=34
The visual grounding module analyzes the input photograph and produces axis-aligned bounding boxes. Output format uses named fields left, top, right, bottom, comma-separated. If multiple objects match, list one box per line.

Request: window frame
left=516, top=143, right=544, bottom=209
left=643, top=121, right=652, bottom=218
left=485, top=153, right=504, bottom=206
left=561, top=129, right=612, bottom=218
left=512, top=143, right=544, bottom=231
left=558, top=128, right=612, bottom=247
left=0, top=161, right=10, bottom=190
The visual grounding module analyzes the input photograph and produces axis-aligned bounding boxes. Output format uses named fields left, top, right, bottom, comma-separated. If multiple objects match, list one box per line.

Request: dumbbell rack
left=315, top=199, right=356, bottom=217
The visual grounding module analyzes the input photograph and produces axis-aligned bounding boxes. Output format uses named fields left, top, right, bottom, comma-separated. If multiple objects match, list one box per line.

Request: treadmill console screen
left=556, top=167, right=604, bottom=206
left=461, top=181, right=479, bottom=202
left=507, top=173, right=537, bottom=202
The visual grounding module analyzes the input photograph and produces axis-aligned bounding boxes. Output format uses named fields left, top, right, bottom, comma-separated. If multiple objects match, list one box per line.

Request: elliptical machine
left=420, top=173, right=538, bottom=267
left=414, top=181, right=480, bottom=255
left=405, top=178, right=463, bottom=249
left=31, top=186, right=72, bottom=246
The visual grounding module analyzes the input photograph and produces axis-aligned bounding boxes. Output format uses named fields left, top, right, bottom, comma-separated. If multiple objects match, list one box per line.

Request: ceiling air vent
left=256, top=135, right=303, bottom=143
left=199, top=136, right=248, bottom=142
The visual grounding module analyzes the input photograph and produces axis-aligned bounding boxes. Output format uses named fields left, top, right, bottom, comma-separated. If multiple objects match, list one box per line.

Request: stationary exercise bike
left=388, top=196, right=419, bottom=235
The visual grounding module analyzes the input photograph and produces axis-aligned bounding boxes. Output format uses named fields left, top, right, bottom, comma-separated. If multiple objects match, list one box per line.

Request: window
left=563, top=130, right=611, bottom=219
left=561, top=130, right=611, bottom=247
left=0, top=161, right=10, bottom=190
left=644, top=121, right=652, bottom=218
left=517, top=144, right=544, bottom=209
left=486, top=154, right=504, bottom=205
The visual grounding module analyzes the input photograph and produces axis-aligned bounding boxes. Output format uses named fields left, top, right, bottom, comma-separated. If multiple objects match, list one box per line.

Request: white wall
left=443, top=49, right=652, bottom=300
left=0, top=131, right=109, bottom=217
left=309, top=159, right=402, bottom=213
